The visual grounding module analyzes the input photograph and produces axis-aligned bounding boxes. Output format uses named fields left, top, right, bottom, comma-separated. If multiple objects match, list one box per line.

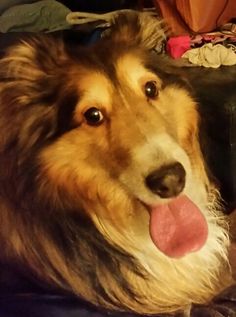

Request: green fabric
left=0, top=1, right=39, bottom=15
left=0, top=0, right=71, bottom=33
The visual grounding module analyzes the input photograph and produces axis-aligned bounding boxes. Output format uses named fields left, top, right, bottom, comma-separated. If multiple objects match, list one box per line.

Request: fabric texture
left=155, top=0, right=236, bottom=34
left=166, top=35, right=191, bottom=59
left=175, top=0, right=236, bottom=33
left=0, top=294, right=159, bottom=317
left=182, top=43, right=236, bottom=68
left=0, top=0, right=71, bottom=33
left=0, top=0, right=38, bottom=15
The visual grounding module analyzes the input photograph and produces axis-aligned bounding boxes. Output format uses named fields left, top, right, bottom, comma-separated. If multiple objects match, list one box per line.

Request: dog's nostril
left=145, top=162, right=186, bottom=198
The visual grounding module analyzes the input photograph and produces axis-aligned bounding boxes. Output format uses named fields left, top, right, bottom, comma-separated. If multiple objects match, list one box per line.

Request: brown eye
left=144, top=81, right=158, bottom=99
left=84, top=107, right=104, bottom=126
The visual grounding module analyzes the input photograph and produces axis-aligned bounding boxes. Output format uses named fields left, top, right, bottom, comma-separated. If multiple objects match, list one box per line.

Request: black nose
left=145, top=162, right=186, bottom=198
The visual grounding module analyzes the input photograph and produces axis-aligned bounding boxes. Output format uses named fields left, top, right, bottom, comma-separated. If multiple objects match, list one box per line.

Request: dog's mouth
left=146, top=195, right=208, bottom=258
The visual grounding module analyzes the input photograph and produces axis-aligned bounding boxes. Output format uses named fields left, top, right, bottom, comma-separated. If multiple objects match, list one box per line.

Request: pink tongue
left=149, top=195, right=208, bottom=258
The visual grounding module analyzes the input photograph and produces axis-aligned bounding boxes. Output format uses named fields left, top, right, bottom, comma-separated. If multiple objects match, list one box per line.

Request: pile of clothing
left=167, top=28, right=236, bottom=68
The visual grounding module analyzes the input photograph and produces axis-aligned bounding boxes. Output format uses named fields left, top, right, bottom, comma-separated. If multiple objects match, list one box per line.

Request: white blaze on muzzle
left=119, top=133, right=209, bottom=258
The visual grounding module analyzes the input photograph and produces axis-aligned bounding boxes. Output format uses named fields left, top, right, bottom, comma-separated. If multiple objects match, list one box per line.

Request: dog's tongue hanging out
left=149, top=195, right=208, bottom=258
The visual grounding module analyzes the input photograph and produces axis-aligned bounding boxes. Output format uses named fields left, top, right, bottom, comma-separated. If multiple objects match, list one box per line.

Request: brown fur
left=0, top=12, right=233, bottom=315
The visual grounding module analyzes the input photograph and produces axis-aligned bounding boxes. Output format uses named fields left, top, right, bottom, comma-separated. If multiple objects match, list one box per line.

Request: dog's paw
left=190, top=285, right=236, bottom=317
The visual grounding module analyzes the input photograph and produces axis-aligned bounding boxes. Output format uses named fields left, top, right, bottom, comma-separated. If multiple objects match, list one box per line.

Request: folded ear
left=0, top=36, right=68, bottom=152
left=0, top=35, right=66, bottom=89
left=107, top=11, right=166, bottom=50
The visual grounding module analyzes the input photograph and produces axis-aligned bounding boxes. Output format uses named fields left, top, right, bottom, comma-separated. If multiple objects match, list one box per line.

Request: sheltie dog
left=0, top=12, right=233, bottom=315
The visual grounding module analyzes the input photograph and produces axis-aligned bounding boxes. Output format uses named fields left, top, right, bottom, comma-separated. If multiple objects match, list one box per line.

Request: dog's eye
left=84, top=107, right=104, bottom=126
left=144, top=81, right=158, bottom=99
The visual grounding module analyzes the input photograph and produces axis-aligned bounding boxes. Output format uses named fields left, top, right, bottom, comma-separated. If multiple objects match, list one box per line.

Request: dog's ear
left=0, top=35, right=66, bottom=93
left=0, top=36, right=69, bottom=153
left=107, top=11, right=166, bottom=50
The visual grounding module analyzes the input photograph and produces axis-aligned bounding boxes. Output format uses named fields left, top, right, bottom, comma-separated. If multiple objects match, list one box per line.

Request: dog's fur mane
left=0, top=12, right=233, bottom=315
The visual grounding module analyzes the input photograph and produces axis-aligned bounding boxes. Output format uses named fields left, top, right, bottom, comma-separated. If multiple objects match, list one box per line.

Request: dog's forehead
left=115, top=53, right=162, bottom=90
left=77, top=71, right=112, bottom=104
left=116, top=53, right=156, bottom=81
left=75, top=52, right=161, bottom=100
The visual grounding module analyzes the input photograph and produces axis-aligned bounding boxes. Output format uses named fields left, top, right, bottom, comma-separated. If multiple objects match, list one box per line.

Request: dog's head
left=0, top=12, right=231, bottom=314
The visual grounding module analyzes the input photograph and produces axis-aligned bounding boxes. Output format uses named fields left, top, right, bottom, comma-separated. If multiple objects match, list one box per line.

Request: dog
left=0, top=12, right=233, bottom=316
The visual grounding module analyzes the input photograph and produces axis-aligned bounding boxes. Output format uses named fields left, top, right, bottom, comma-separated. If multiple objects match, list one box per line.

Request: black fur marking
left=56, top=90, right=80, bottom=136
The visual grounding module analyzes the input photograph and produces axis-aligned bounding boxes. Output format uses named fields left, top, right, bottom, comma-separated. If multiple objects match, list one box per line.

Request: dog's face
left=38, top=49, right=209, bottom=255
left=0, top=14, right=231, bottom=315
